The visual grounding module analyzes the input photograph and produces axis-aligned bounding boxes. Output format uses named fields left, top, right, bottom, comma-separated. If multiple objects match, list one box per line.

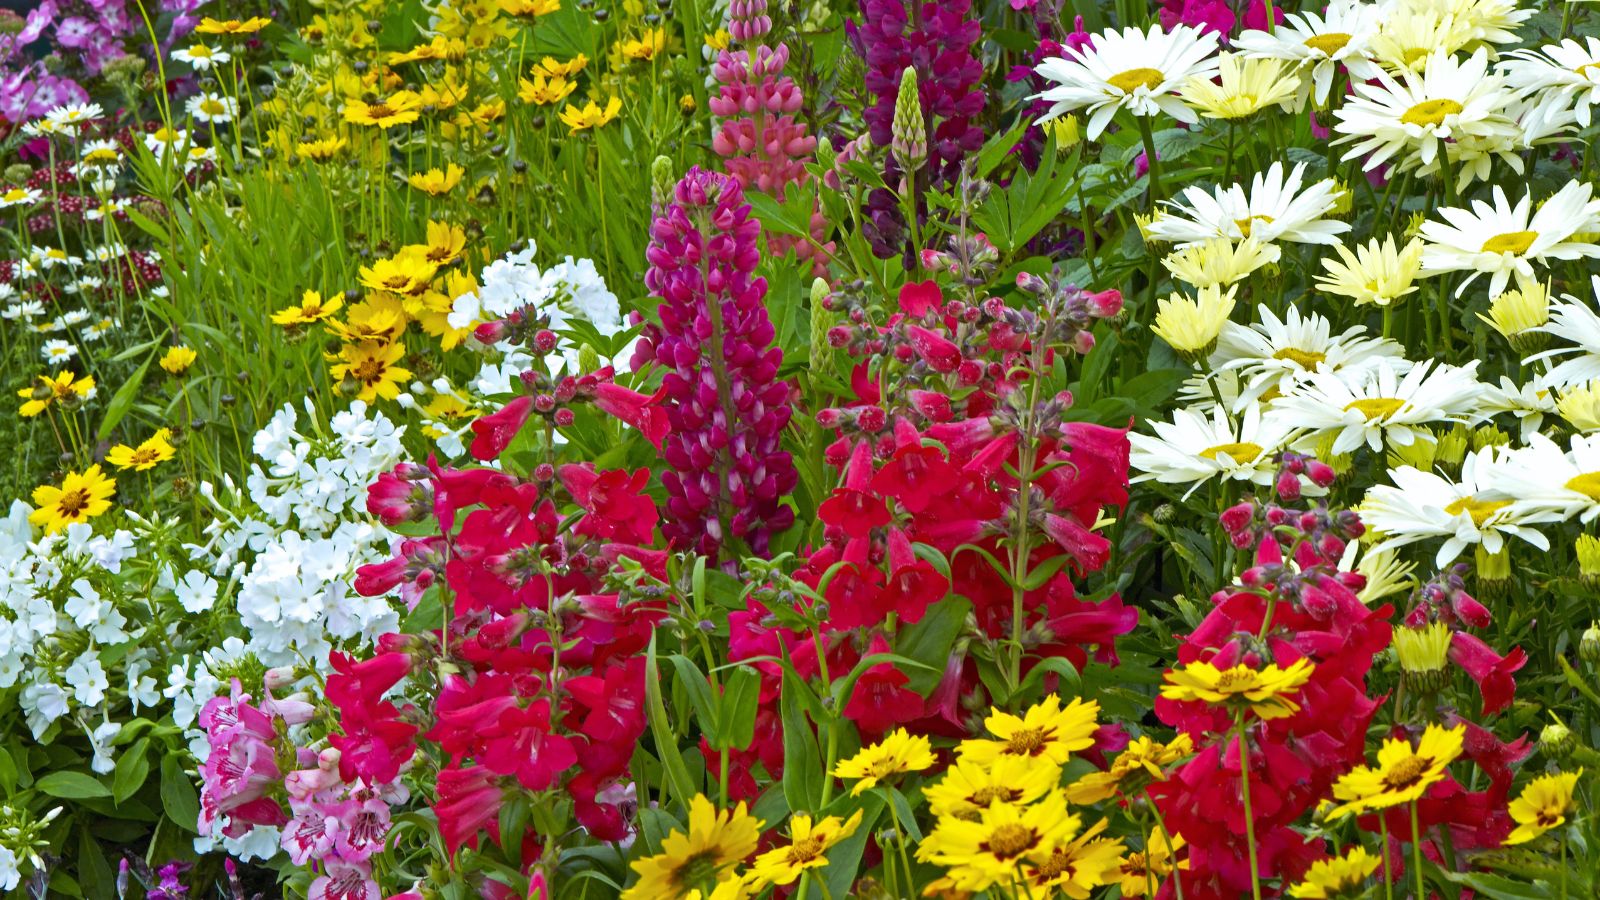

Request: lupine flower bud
left=891, top=67, right=927, bottom=174
left=645, top=167, right=799, bottom=558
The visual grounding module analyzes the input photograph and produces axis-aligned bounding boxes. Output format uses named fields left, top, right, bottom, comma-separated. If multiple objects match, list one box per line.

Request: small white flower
left=65, top=652, right=110, bottom=706
left=175, top=570, right=219, bottom=613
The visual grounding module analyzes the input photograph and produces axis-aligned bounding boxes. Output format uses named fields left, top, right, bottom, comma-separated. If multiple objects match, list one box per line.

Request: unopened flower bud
left=1578, top=535, right=1600, bottom=589
left=1581, top=623, right=1600, bottom=667
left=1542, top=715, right=1576, bottom=761
left=890, top=67, right=926, bottom=174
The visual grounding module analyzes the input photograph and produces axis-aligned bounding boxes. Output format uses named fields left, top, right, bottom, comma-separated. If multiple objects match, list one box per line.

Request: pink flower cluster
left=638, top=166, right=798, bottom=558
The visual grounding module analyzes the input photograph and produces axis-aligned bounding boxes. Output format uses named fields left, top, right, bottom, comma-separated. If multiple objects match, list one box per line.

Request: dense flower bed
left=1, top=0, right=1600, bottom=898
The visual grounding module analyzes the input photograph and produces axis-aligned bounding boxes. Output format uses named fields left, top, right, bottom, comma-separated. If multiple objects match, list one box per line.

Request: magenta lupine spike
left=644, top=167, right=798, bottom=559
left=709, top=0, right=831, bottom=274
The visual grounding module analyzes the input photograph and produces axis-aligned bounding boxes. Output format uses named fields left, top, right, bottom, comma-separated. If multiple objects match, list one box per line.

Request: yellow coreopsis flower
left=501, top=0, right=562, bottom=17
left=1159, top=657, right=1314, bottom=720
left=1286, top=846, right=1382, bottom=898
left=18, top=371, right=94, bottom=416
left=532, top=54, right=588, bottom=78
left=273, top=290, right=345, bottom=327
left=422, top=393, right=481, bottom=439
left=359, top=252, right=439, bottom=298
left=106, top=429, right=176, bottom=471
left=704, top=29, right=732, bottom=52
left=30, top=465, right=116, bottom=534
left=1504, top=769, right=1582, bottom=845
left=409, top=164, right=465, bottom=195
left=343, top=91, right=422, bottom=129
left=518, top=73, right=577, bottom=106
left=925, top=754, right=1062, bottom=819
left=296, top=136, right=348, bottom=162
left=160, top=346, right=198, bottom=374
left=1066, top=732, right=1194, bottom=804
left=1117, top=830, right=1187, bottom=898
left=1021, top=818, right=1126, bottom=898
left=1151, top=284, right=1237, bottom=362
left=834, top=728, right=936, bottom=796
left=622, top=795, right=763, bottom=900
left=559, top=97, right=622, bottom=134
left=331, top=341, right=412, bottom=402
left=958, top=696, right=1100, bottom=767
left=408, top=221, right=468, bottom=267
left=1180, top=53, right=1299, bottom=120
left=617, top=28, right=668, bottom=61
left=195, top=16, right=273, bottom=35
left=1328, top=724, right=1465, bottom=818
left=331, top=295, right=410, bottom=344
left=748, top=810, right=862, bottom=887
left=916, top=790, right=1079, bottom=892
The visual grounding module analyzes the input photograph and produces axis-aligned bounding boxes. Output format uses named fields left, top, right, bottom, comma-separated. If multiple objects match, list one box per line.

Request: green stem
left=1235, top=712, right=1263, bottom=900
left=1380, top=810, right=1394, bottom=900
left=1137, top=116, right=1163, bottom=210
left=1409, top=801, right=1425, bottom=900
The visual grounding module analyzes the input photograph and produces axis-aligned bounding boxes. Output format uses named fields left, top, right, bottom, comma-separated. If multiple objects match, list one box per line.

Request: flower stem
left=1380, top=815, right=1394, bottom=900
left=1137, top=116, right=1162, bottom=210
left=1145, top=790, right=1186, bottom=900
left=1234, top=712, right=1263, bottom=900
left=1409, top=801, right=1425, bottom=900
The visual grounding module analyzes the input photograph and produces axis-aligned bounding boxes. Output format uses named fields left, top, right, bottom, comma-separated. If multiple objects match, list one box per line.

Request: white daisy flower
left=41, top=340, right=78, bottom=363
left=1418, top=182, right=1600, bottom=299
left=1341, top=542, right=1417, bottom=605
left=1334, top=49, right=1519, bottom=183
left=172, top=43, right=232, bottom=71
left=1270, top=358, right=1483, bottom=454
left=1411, top=0, right=1533, bottom=51
left=1527, top=277, right=1600, bottom=387
left=0, top=187, right=42, bottom=208
left=1031, top=23, right=1221, bottom=139
left=44, top=102, right=103, bottom=130
left=1362, top=446, right=1549, bottom=567
left=1129, top=402, right=1295, bottom=497
left=1214, top=303, right=1408, bottom=408
left=1367, top=4, right=1474, bottom=73
left=1479, top=374, right=1558, bottom=441
left=1233, top=0, right=1384, bottom=106
left=1142, top=162, right=1351, bottom=248
left=1494, top=432, right=1600, bottom=525
left=186, top=93, right=238, bottom=124
left=1504, top=37, right=1600, bottom=128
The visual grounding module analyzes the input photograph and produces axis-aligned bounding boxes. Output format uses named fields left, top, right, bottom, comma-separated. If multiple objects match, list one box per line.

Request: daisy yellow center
left=980, top=823, right=1038, bottom=861
left=1382, top=754, right=1432, bottom=790
left=3, top=189, right=27, bottom=201
left=85, top=149, right=118, bottom=163
left=1273, top=347, right=1327, bottom=369
left=1577, top=62, right=1600, bottom=77
left=1234, top=214, right=1275, bottom=237
left=971, top=785, right=1021, bottom=806
left=55, top=488, right=91, bottom=517
left=785, top=835, right=826, bottom=865
left=1108, top=67, right=1166, bottom=94
left=1399, top=98, right=1463, bottom=127
left=1564, top=471, right=1600, bottom=501
left=1344, top=397, right=1405, bottom=421
left=1480, top=231, right=1538, bottom=254
left=1304, top=32, right=1352, bottom=55
left=201, top=99, right=226, bottom=114
left=1005, top=727, right=1053, bottom=756
left=1200, top=441, right=1264, bottom=462
left=1443, top=495, right=1510, bottom=525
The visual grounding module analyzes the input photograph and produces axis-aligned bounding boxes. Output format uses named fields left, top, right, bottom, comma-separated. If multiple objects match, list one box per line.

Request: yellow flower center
left=1399, top=98, right=1464, bottom=127
left=1233, top=214, right=1276, bottom=237
left=1200, top=441, right=1264, bottom=462
left=127, top=448, right=161, bottom=466
left=352, top=357, right=390, bottom=385
left=867, top=757, right=903, bottom=778
left=1029, top=848, right=1078, bottom=881
left=785, top=835, right=826, bottom=865
left=1564, top=471, right=1600, bottom=501
left=1273, top=346, right=1327, bottom=369
left=1004, top=727, right=1053, bottom=757
left=971, top=785, right=1021, bottom=806
left=1303, top=32, right=1352, bottom=55
left=1480, top=230, right=1538, bottom=254
left=1212, top=669, right=1257, bottom=693
left=1443, top=495, right=1510, bottom=525
left=368, top=103, right=395, bottom=119
left=980, top=823, right=1039, bottom=861
left=1344, top=397, right=1405, bottom=421
left=1108, top=67, right=1166, bottom=93
left=1382, top=754, right=1432, bottom=790
left=56, top=488, right=91, bottom=517
left=1577, top=62, right=1600, bottom=77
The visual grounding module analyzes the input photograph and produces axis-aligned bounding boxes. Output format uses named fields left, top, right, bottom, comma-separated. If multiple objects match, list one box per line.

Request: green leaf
left=812, top=794, right=882, bottom=900
left=36, top=771, right=111, bottom=800
left=894, top=596, right=970, bottom=696
left=112, top=738, right=151, bottom=804
left=668, top=654, right=721, bottom=745
left=779, top=666, right=825, bottom=812
left=0, top=746, right=17, bottom=797
left=714, top=665, right=762, bottom=752
left=78, top=826, right=116, bottom=898
left=645, top=634, right=699, bottom=806
left=96, top=356, right=152, bottom=442
left=1438, top=871, right=1552, bottom=900
left=160, top=755, right=200, bottom=833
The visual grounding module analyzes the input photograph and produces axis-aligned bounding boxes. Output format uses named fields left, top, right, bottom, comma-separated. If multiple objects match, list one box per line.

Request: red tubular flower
left=558, top=464, right=659, bottom=544
left=1448, top=632, right=1527, bottom=716
left=842, top=635, right=921, bottom=736
left=591, top=382, right=670, bottom=449
left=434, top=766, right=505, bottom=857
left=325, top=652, right=418, bottom=785
left=880, top=527, right=946, bottom=624
left=470, top=395, right=534, bottom=461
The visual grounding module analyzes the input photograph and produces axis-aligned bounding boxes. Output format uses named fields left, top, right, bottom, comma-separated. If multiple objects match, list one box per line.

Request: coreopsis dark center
left=785, top=835, right=826, bottom=865
left=1400, top=98, right=1463, bottom=127
left=1383, top=754, right=1432, bottom=791
left=1109, top=68, right=1165, bottom=93
left=980, top=823, right=1039, bottom=860
left=352, top=356, right=390, bottom=386
left=970, top=785, right=1022, bottom=806
left=1005, top=726, right=1053, bottom=756
left=367, top=103, right=396, bottom=120
left=56, top=488, right=91, bottom=517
